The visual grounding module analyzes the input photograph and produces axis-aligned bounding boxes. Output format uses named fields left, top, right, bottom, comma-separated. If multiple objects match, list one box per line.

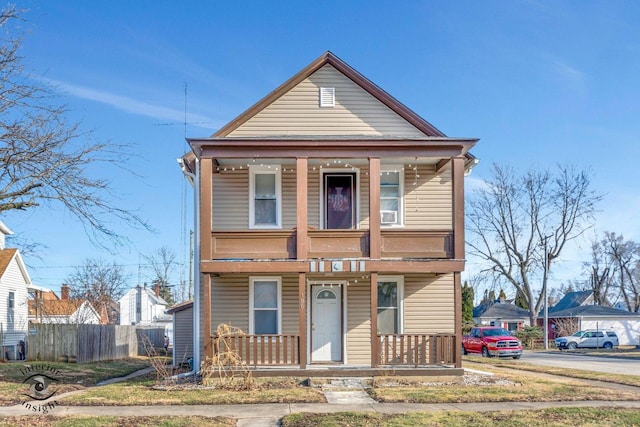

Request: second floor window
left=7, top=291, right=15, bottom=330
left=250, top=166, right=281, bottom=229
left=380, top=168, right=403, bottom=227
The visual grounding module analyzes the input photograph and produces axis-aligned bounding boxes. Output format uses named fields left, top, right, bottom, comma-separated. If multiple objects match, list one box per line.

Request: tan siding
left=173, top=308, right=193, bottom=364
left=228, top=65, right=426, bottom=138
left=281, top=275, right=299, bottom=334
left=282, top=169, right=297, bottom=229
left=346, top=284, right=371, bottom=365
left=405, top=165, right=452, bottom=230
left=212, top=170, right=248, bottom=230
left=307, top=169, right=320, bottom=228
left=211, top=276, right=249, bottom=332
left=404, top=274, right=454, bottom=334
left=359, top=167, right=370, bottom=229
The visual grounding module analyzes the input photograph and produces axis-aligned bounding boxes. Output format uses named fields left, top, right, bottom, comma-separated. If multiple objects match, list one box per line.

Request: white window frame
left=7, top=290, right=15, bottom=331
left=249, top=276, right=282, bottom=335
left=380, top=166, right=404, bottom=228
left=249, top=166, right=282, bottom=229
left=377, top=276, right=404, bottom=335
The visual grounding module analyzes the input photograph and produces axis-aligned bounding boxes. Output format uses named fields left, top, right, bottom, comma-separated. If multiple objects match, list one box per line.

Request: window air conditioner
left=380, top=210, right=397, bottom=224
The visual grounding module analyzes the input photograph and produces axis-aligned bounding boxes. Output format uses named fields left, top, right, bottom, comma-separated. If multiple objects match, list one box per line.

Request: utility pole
left=542, top=237, right=549, bottom=350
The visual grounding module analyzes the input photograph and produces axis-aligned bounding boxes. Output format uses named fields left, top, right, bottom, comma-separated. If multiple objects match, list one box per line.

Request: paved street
left=522, top=351, right=640, bottom=375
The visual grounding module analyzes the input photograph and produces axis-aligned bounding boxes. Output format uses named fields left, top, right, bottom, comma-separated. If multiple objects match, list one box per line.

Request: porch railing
left=210, top=334, right=299, bottom=366
left=377, top=333, right=456, bottom=367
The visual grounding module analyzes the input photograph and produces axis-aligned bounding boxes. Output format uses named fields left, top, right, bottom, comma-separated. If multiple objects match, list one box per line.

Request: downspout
left=175, top=155, right=200, bottom=380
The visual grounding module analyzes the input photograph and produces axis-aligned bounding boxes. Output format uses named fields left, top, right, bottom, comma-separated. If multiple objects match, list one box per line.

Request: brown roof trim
left=213, top=51, right=446, bottom=138
left=166, top=300, right=193, bottom=314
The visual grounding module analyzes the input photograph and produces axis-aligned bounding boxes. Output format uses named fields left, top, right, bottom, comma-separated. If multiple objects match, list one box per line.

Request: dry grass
left=282, top=408, right=640, bottom=427
left=463, top=356, right=640, bottom=387
left=60, top=376, right=325, bottom=406
left=0, top=416, right=234, bottom=426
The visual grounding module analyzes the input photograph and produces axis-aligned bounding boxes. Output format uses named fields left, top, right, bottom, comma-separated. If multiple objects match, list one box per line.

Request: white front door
left=311, top=285, right=342, bottom=362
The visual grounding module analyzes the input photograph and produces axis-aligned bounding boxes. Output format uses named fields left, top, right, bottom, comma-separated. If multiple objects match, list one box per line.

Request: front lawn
left=0, top=358, right=151, bottom=405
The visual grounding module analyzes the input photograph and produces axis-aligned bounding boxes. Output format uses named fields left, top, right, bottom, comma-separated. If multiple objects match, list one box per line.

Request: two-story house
left=0, top=221, right=31, bottom=360
left=181, top=52, right=478, bottom=375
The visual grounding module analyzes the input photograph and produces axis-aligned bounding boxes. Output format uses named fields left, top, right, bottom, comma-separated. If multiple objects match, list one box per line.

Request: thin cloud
left=552, top=60, right=586, bottom=90
left=43, top=78, right=218, bottom=130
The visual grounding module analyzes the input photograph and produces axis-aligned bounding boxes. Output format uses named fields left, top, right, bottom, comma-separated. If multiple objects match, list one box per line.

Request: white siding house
left=119, top=284, right=171, bottom=326
left=0, top=221, right=31, bottom=360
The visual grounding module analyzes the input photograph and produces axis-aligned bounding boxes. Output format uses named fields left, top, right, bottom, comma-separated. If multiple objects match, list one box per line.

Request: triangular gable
left=215, top=51, right=445, bottom=138
left=0, top=248, right=32, bottom=285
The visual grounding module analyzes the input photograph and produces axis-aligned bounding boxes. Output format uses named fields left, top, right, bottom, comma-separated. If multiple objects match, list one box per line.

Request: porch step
left=311, top=377, right=373, bottom=389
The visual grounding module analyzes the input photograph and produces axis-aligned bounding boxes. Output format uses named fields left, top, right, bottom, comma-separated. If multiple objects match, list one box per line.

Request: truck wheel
left=461, top=345, right=467, bottom=355
left=482, top=346, right=490, bottom=358
left=568, top=342, right=577, bottom=350
left=513, top=355, right=521, bottom=359
left=603, top=342, right=613, bottom=350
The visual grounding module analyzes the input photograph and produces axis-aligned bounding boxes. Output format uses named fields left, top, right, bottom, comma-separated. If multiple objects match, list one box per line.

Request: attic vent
left=319, top=87, right=335, bottom=107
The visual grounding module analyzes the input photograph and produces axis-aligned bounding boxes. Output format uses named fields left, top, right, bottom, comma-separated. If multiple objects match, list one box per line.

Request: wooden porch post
left=452, top=156, right=465, bottom=260
left=370, top=272, right=378, bottom=367
left=454, top=272, right=462, bottom=368
left=369, top=157, right=381, bottom=259
left=298, top=272, right=307, bottom=369
left=203, top=273, right=213, bottom=359
left=200, top=158, right=213, bottom=260
left=200, top=158, right=213, bottom=359
left=296, top=158, right=308, bottom=261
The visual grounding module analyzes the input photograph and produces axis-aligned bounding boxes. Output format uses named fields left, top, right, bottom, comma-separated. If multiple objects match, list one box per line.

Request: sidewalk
left=1, top=400, right=640, bottom=421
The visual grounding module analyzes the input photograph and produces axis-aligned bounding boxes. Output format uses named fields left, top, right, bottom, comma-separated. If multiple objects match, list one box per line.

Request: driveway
left=522, top=351, right=640, bottom=375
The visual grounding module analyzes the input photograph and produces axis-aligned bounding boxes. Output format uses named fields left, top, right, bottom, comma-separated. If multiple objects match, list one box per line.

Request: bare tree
left=0, top=6, right=149, bottom=246
left=467, top=164, right=602, bottom=323
left=582, top=237, right=616, bottom=306
left=65, top=258, right=129, bottom=323
left=604, top=232, right=640, bottom=312
left=143, top=246, right=178, bottom=304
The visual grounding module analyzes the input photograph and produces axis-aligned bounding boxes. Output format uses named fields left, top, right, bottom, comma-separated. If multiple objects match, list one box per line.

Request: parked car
left=462, top=326, right=523, bottom=359
left=555, top=330, right=619, bottom=350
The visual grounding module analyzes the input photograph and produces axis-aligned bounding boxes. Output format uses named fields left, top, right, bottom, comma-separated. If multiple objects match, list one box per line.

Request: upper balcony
left=198, top=155, right=466, bottom=267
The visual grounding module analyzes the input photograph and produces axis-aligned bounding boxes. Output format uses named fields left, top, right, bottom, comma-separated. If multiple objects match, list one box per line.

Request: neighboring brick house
left=181, top=52, right=478, bottom=375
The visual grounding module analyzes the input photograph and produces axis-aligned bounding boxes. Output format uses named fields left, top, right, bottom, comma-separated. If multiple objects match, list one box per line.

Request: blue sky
left=4, top=1, right=640, bottom=299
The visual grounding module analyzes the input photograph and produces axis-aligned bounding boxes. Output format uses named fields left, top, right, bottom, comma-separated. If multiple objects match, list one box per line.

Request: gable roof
left=550, top=290, right=594, bottom=313
left=214, top=51, right=445, bottom=139
left=548, top=305, right=640, bottom=318
left=0, top=248, right=32, bottom=285
left=473, top=302, right=530, bottom=320
left=28, top=298, right=86, bottom=316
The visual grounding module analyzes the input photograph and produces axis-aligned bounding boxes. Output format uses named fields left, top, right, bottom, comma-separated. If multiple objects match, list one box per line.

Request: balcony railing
left=210, top=334, right=299, bottom=366
left=377, top=333, right=456, bottom=367
left=208, top=229, right=452, bottom=260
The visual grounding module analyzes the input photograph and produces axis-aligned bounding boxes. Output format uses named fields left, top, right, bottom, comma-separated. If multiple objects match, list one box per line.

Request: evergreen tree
left=461, top=281, right=474, bottom=325
left=515, top=290, right=529, bottom=310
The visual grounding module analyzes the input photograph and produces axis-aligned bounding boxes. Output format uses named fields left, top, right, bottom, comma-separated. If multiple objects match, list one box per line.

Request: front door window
left=324, top=173, right=356, bottom=229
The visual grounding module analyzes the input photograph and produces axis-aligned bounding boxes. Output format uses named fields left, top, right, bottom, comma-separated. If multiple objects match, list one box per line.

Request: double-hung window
left=249, top=166, right=281, bottom=229
left=377, top=276, right=403, bottom=334
left=380, top=168, right=403, bottom=227
left=7, top=291, right=15, bottom=331
left=249, top=277, right=281, bottom=335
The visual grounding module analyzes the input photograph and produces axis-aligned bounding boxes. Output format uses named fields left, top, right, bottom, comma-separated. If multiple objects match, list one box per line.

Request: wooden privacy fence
left=136, top=327, right=166, bottom=355
left=377, top=333, right=456, bottom=367
left=28, top=324, right=139, bottom=363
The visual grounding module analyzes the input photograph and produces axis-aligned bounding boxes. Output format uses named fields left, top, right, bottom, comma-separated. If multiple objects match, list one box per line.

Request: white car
left=555, top=330, right=619, bottom=350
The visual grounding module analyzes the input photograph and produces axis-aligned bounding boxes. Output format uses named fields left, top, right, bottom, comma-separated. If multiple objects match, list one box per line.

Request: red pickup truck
left=462, top=326, right=523, bottom=359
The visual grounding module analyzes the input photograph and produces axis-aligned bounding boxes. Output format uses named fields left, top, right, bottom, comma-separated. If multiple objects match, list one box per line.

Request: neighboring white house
left=28, top=284, right=101, bottom=325
left=119, top=283, right=171, bottom=324
left=0, top=221, right=31, bottom=360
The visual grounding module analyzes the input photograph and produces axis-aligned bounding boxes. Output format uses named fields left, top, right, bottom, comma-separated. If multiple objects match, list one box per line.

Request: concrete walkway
left=1, top=400, right=640, bottom=419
